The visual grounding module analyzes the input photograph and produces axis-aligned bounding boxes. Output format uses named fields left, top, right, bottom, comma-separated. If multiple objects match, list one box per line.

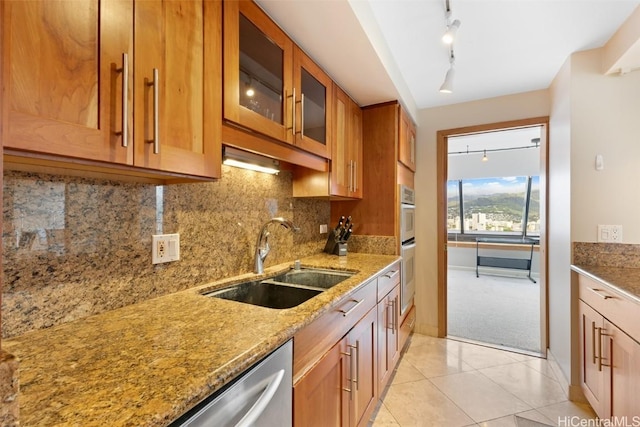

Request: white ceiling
left=255, top=0, right=640, bottom=118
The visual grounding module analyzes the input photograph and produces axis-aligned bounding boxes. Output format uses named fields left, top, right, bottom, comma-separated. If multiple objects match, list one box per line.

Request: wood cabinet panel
left=293, top=279, right=376, bottom=382
left=3, top=0, right=132, bottom=164
left=293, top=48, right=333, bottom=159
left=579, top=300, right=608, bottom=417
left=133, top=0, right=220, bottom=178
left=377, top=285, right=400, bottom=393
left=577, top=272, right=640, bottom=420
left=578, top=275, right=640, bottom=340
left=294, top=338, right=349, bottom=427
left=399, top=304, right=416, bottom=351
left=607, top=321, right=640, bottom=418
left=377, top=262, right=400, bottom=301
left=399, top=108, right=416, bottom=171
left=332, top=102, right=400, bottom=237
left=223, top=0, right=294, bottom=145
left=3, top=0, right=221, bottom=180
left=348, top=307, right=377, bottom=427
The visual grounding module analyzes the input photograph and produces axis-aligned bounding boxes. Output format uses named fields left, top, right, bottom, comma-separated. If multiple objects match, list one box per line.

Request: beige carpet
left=447, top=267, right=542, bottom=354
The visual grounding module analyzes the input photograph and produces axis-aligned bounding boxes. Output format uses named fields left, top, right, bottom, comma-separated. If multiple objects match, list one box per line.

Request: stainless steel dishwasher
left=170, top=340, right=292, bottom=427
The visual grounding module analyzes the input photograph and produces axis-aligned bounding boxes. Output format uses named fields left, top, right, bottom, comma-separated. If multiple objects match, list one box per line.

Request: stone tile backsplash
left=2, top=166, right=330, bottom=338
left=573, top=242, right=640, bottom=268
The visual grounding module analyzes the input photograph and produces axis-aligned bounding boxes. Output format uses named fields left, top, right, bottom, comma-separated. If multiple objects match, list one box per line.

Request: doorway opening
left=437, top=118, right=549, bottom=357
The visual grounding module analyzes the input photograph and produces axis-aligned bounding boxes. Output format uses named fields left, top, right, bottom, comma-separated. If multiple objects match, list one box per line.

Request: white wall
left=548, top=55, right=573, bottom=386
left=570, top=49, right=640, bottom=243
left=414, top=90, right=550, bottom=336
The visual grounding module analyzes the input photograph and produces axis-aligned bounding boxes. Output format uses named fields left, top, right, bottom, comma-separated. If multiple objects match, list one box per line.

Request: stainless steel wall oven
left=400, top=185, right=416, bottom=315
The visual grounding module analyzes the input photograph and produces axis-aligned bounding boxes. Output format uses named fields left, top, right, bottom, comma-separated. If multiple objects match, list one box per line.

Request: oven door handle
left=401, top=241, right=416, bottom=250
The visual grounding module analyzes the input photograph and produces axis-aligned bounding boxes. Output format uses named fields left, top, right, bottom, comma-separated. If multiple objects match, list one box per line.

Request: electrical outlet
left=597, top=225, right=623, bottom=243
left=320, top=224, right=328, bottom=234
left=152, top=233, right=180, bottom=264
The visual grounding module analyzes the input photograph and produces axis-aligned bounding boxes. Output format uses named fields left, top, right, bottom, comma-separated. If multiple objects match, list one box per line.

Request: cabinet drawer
left=293, top=279, right=376, bottom=382
left=399, top=304, right=416, bottom=351
left=578, top=274, right=640, bottom=341
left=377, top=262, right=401, bottom=301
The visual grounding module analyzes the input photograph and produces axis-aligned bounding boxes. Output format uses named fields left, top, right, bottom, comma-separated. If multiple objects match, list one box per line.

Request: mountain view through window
left=448, top=176, right=539, bottom=236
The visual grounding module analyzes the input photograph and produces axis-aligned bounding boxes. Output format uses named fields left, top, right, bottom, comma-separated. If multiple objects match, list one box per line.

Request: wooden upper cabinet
left=399, top=108, right=416, bottom=171
left=133, top=0, right=221, bottom=178
left=223, top=0, right=332, bottom=159
left=223, top=0, right=293, bottom=144
left=2, top=0, right=221, bottom=180
left=331, top=86, right=362, bottom=198
left=293, top=47, right=333, bottom=159
left=3, top=0, right=133, bottom=164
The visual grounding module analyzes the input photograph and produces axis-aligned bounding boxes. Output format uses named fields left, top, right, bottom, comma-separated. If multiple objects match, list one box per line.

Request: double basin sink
left=203, top=268, right=354, bottom=309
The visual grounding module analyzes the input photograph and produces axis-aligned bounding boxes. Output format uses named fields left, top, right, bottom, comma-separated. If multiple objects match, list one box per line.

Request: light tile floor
left=371, top=334, right=596, bottom=427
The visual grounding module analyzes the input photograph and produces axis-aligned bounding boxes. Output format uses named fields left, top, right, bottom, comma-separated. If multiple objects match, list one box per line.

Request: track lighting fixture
left=439, top=48, right=455, bottom=94
left=442, top=0, right=461, bottom=45
left=442, top=19, right=460, bottom=44
left=482, top=150, right=488, bottom=162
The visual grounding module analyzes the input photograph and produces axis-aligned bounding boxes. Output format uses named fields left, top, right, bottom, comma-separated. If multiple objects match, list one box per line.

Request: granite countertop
left=3, top=252, right=399, bottom=427
left=571, top=264, right=640, bottom=304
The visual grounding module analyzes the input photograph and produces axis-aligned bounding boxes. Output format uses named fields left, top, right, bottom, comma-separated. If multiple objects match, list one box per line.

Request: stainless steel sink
left=205, top=280, right=322, bottom=309
left=203, top=268, right=354, bottom=309
left=271, top=268, right=354, bottom=290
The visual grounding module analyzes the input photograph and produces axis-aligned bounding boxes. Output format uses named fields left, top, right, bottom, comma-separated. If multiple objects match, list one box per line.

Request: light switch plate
left=152, top=233, right=180, bottom=264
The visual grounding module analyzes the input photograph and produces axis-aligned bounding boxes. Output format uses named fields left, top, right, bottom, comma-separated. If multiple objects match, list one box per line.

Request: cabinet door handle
left=349, top=341, right=360, bottom=391
left=353, top=161, right=358, bottom=191
left=349, top=160, right=353, bottom=192
left=338, top=299, right=363, bottom=317
left=394, top=297, right=398, bottom=333
left=591, top=321, right=597, bottom=364
left=118, top=53, right=129, bottom=148
left=587, top=287, right=613, bottom=300
left=597, top=326, right=611, bottom=372
left=147, top=68, right=160, bottom=154
left=386, top=301, right=393, bottom=330
left=300, top=93, right=305, bottom=139
left=288, top=88, right=296, bottom=137
left=341, top=348, right=353, bottom=400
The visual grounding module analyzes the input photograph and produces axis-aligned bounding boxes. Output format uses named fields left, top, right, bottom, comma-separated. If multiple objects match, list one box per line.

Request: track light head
left=442, top=19, right=461, bottom=44
left=439, top=66, right=455, bottom=93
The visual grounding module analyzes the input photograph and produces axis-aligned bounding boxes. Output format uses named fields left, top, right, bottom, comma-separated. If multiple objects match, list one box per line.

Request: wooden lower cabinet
left=377, top=285, right=400, bottom=393
left=577, top=272, right=640, bottom=420
left=606, top=320, right=640, bottom=417
left=294, top=307, right=377, bottom=427
left=399, top=304, right=416, bottom=351
left=579, top=300, right=608, bottom=416
left=294, top=338, right=349, bottom=426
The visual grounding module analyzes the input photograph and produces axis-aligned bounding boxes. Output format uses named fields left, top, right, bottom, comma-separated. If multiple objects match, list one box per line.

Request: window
left=448, top=176, right=539, bottom=237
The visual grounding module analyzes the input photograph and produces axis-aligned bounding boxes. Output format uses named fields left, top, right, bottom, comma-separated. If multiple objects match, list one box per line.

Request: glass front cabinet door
left=223, top=0, right=332, bottom=159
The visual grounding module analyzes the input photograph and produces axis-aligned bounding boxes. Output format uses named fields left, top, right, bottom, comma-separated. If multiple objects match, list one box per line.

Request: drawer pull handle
left=382, top=270, right=399, bottom=279
left=338, top=299, right=363, bottom=317
left=587, top=287, right=613, bottom=300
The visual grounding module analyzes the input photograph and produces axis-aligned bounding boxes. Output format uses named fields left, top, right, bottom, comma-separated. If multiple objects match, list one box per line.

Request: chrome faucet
left=254, top=217, right=300, bottom=274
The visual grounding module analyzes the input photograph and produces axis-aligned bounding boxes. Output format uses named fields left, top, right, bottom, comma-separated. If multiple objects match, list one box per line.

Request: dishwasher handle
left=236, top=369, right=285, bottom=427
